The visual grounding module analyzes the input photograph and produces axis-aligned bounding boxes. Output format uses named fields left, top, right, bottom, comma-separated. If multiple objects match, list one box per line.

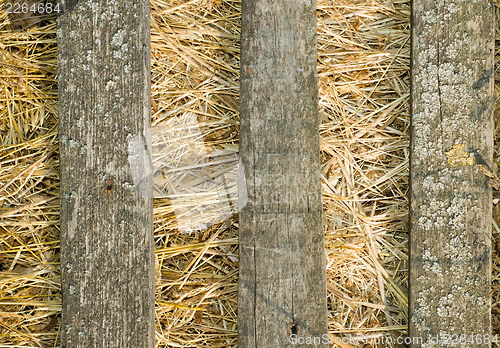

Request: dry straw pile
left=0, top=0, right=499, bottom=347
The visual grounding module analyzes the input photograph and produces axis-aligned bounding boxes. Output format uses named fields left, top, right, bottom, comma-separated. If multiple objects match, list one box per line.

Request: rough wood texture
left=57, top=1, right=154, bottom=347
left=238, top=1, right=328, bottom=347
left=409, top=0, right=494, bottom=346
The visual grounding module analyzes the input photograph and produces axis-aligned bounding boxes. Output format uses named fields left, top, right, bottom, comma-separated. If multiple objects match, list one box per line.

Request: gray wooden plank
left=238, top=1, right=328, bottom=347
left=57, top=1, right=154, bottom=347
left=409, top=0, right=494, bottom=346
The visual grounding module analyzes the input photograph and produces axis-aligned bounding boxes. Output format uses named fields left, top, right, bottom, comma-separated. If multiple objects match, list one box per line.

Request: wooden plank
left=57, top=1, right=154, bottom=347
left=409, top=0, right=494, bottom=346
left=238, top=1, right=328, bottom=347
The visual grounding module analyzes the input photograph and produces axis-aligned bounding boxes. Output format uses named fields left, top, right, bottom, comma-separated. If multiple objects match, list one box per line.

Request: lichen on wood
left=409, top=0, right=494, bottom=346
left=57, top=1, right=154, bottom=346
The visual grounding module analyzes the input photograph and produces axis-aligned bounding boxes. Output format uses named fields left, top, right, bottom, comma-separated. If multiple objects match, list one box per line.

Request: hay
left=0, top=0, right=499, bottom=347
left=317, top=2, right=411, bottom=340
left=150, top=2, right=240, bottom=345
left=0, top=4, right=60, bottom=347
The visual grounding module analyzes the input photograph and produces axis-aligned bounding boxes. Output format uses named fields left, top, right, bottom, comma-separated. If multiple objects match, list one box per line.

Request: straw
left=1, top=0, right=499, bottom=347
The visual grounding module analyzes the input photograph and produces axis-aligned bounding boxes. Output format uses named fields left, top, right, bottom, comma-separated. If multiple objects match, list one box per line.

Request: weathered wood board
left=57, top=1, right=154, bottom=347
left=238, top=0, right=328, bottom=347
left=409, top=0, right=494, bottom=346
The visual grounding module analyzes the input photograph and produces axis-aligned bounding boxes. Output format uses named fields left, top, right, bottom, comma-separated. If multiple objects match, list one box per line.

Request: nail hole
left=106, top=179, right=113, bottom=194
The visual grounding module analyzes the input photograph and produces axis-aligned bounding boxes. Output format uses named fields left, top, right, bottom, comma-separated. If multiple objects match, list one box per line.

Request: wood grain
left=409, top=0, right=494, bottom=346
left=57, top=1, right=154, bottom=347
left=238, top=1, right=328, bottom=347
